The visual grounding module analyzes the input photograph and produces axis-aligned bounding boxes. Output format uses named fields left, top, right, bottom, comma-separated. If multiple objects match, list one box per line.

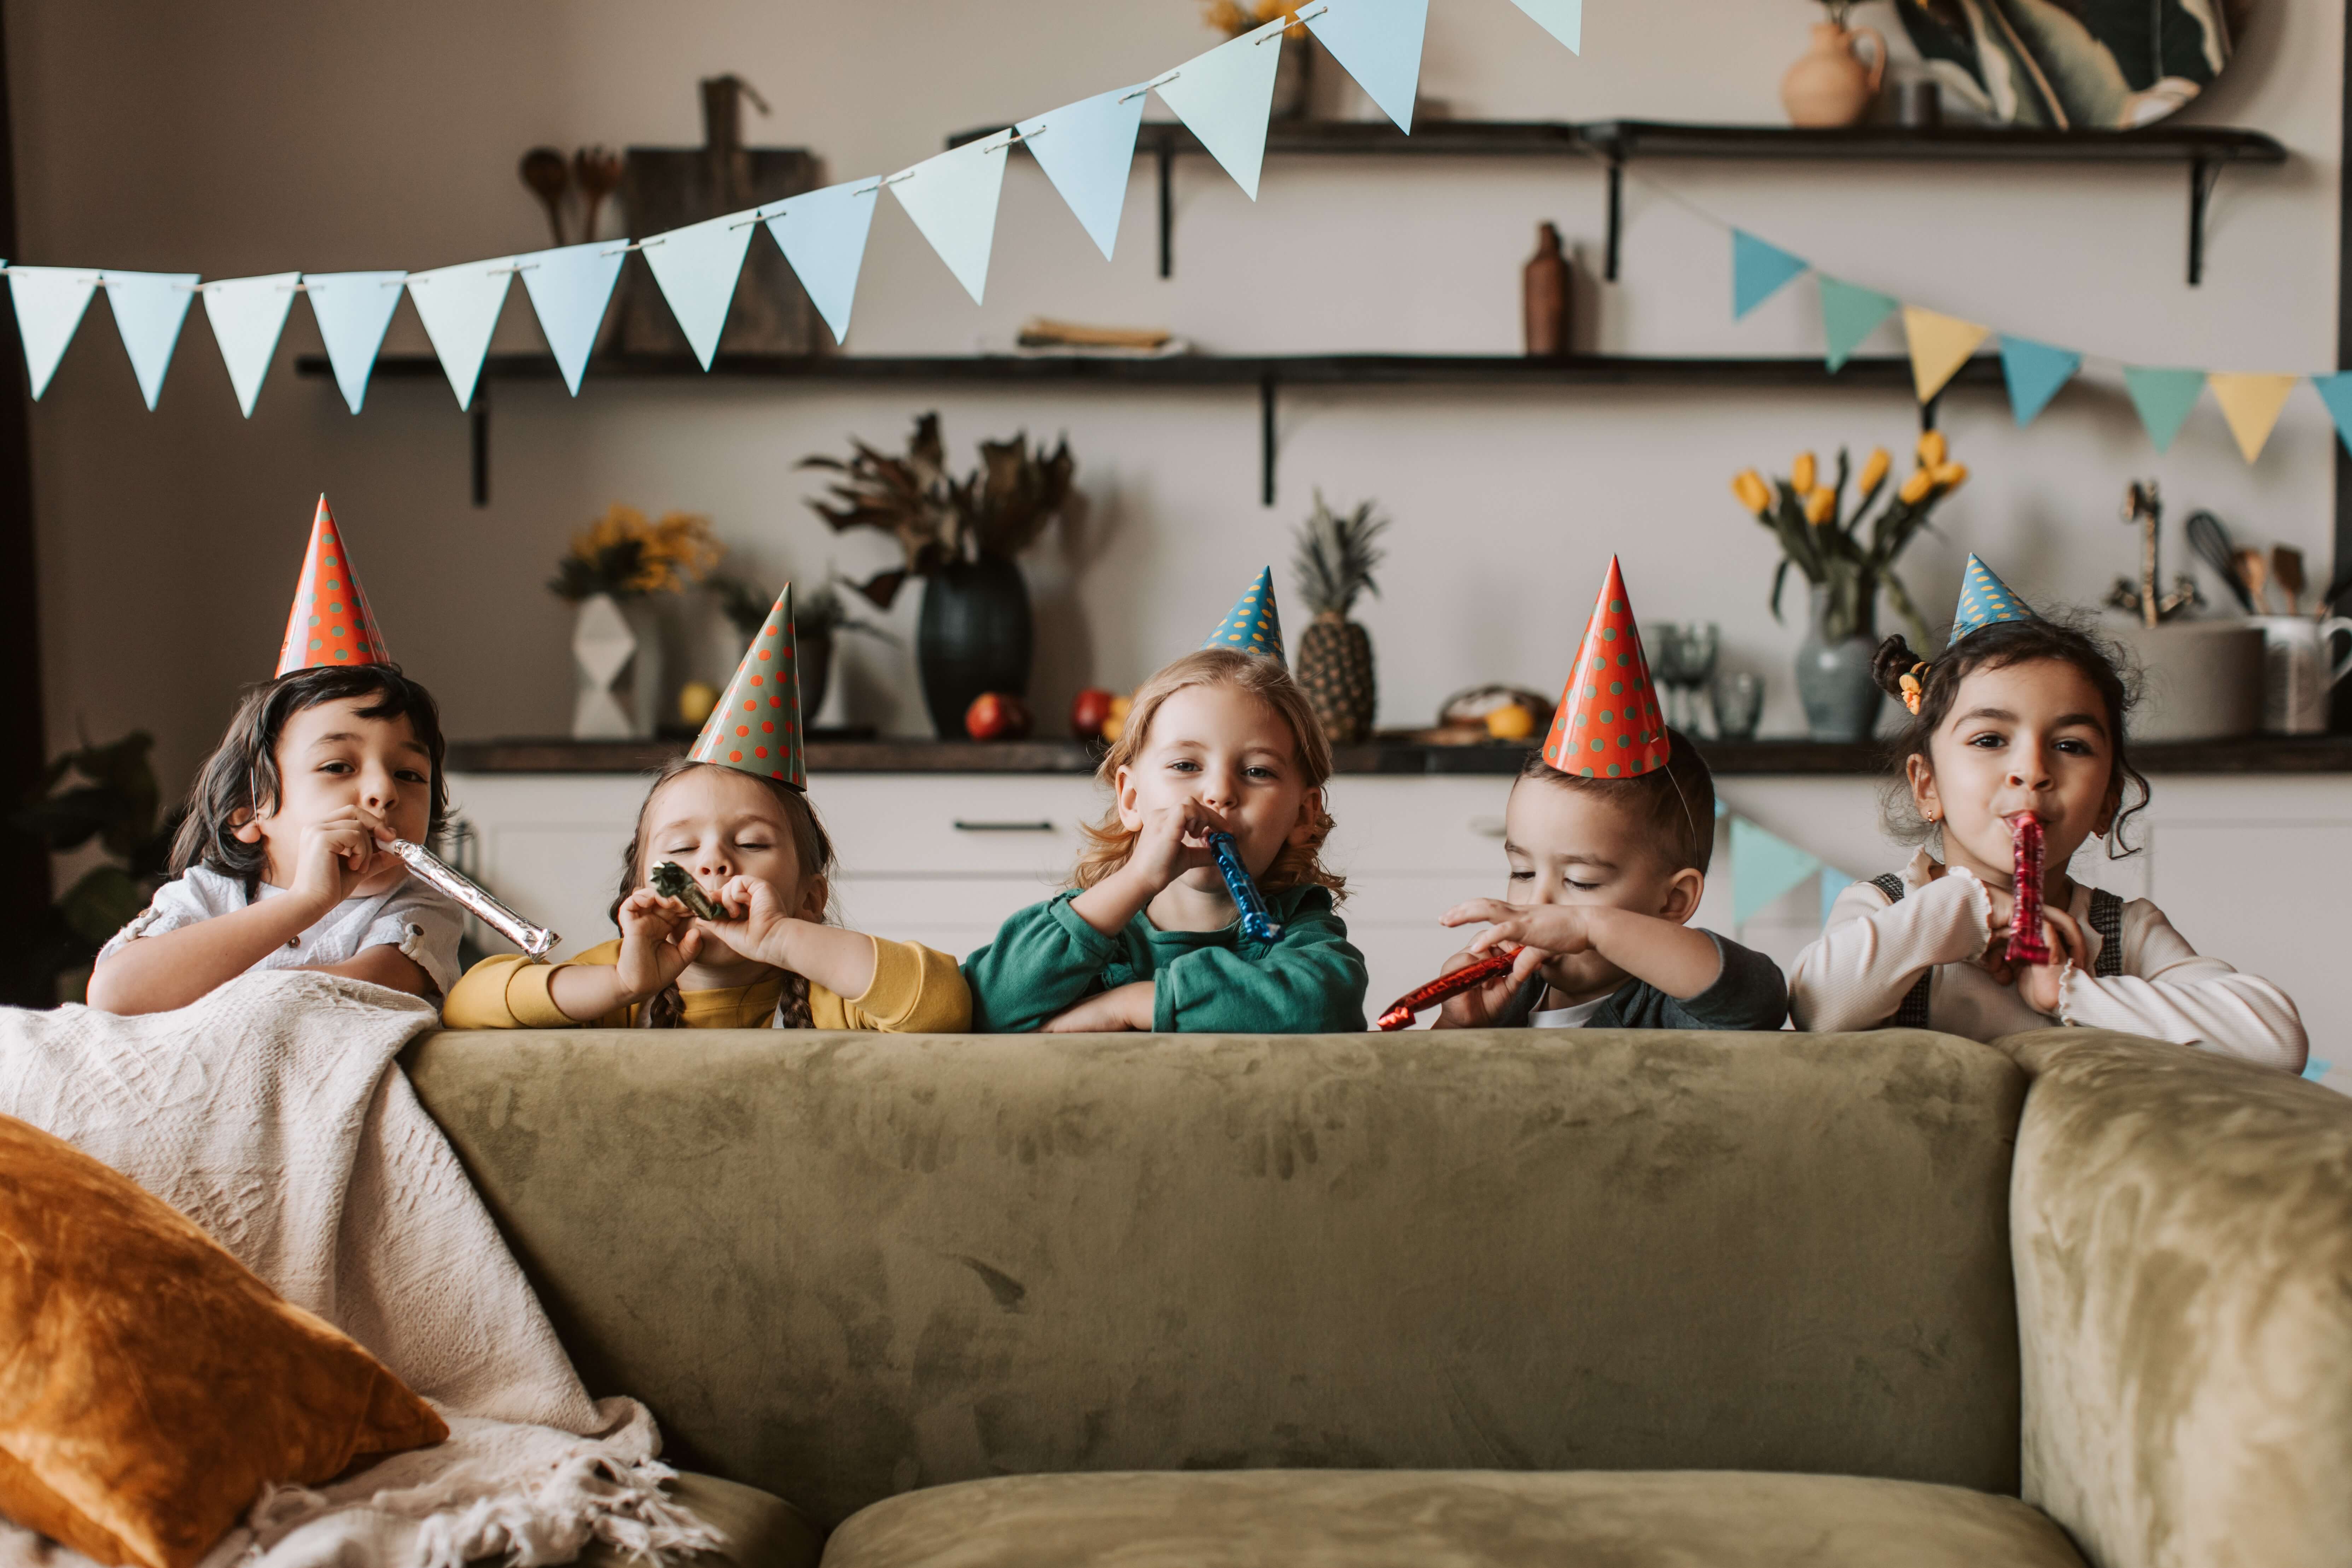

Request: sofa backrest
left=405, top=1029, right=2025, bottom=1528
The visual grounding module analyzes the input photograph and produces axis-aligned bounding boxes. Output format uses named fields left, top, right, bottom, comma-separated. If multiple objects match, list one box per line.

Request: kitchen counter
left=446, top=734, right=2352, bottom=777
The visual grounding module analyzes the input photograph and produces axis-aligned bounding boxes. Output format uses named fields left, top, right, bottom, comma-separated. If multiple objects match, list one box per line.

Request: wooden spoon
left=2272, top=546, right=2305, bottom=615
left=519, top=147, right=569, bottom=246
left=2235, top=547, right=2271, bottom=614
left=574, top=147, right=623, bottom=242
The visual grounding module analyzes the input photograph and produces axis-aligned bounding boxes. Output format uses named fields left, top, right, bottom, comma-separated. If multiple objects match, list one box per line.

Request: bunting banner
left=2123, top=366, right=2206, bottom=454
left=518, top=240, right=626, bottom=395
left=200, top=273, right=299, bottom=418
left=8, top=267, right=97, bottom=400
left=641, top=214, right=755, bottom=370
left=405, top=257, right=514, bottom=410
left=1306, top=0, right=1431, bottom=134
left=1018, top=86, right=1146, bottom=262
left=304, top=271, right=406, bottom=415
left=763, top=178, right=882, bottom=347
left=1819, top=276, right=1899, bottom=374
left=1156, top=16, right=1290, bottom=201
left=1505, top=0, right=1582, bottom=52
left=1902, top=306, right=1988, bottom=404
left=1731, top=229, right=1808, bottom=320
left=1997, top=336, right=2082, bottom=428
left=101, top=270, right=199, bottom=411
left=2208, top=372, right=2299, bottom=464
left=888, top=129, right=1016, bottom=305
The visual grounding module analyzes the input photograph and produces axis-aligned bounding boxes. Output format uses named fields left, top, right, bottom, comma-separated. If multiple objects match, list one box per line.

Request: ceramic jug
left=2252, top=615, right=2352, bottom=734
left=1781, top=21, right=1886, bottom=128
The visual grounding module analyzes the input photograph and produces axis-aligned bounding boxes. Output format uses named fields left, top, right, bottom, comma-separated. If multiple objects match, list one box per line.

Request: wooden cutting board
left=614, top=145, right=827, bottom=357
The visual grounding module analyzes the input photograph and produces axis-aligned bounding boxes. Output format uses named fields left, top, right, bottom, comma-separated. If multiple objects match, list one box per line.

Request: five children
left=87, top=503, right=2310, bottom=1075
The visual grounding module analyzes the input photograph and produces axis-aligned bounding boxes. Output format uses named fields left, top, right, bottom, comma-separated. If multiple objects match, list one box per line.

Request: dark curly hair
left=1869, top=614, right=2148, bottom=858
left=169, top=664, right=447, bottom=890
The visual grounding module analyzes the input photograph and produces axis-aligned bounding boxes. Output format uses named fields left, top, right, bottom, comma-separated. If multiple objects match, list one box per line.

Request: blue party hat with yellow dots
left=1950, top=554, right=2036, bottom=646
left=1203, top=566, right=1285, bottom=666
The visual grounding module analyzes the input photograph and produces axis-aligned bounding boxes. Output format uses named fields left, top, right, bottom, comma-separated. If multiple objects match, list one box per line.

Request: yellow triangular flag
left=2208, top=372, right=2300, bottom=463
left=1902, top=306, right=1990, bottom=403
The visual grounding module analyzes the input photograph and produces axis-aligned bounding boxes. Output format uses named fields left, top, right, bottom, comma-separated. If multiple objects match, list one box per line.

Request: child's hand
left=2014, top=905, right=2086, bottom=1015
left=288, top=805, right=396, bottom=911
left=1121, top=799, right=1227, bottom=896
left=1430, top=945, right=1529, bottom=1028
left=613, top=889, right=700, bottom=1001
left=1042, top=981, right=1155, bottom=1032
left=701, top=875, right=802, bottom=969
left=1442, top=899, right=1591, bottom=968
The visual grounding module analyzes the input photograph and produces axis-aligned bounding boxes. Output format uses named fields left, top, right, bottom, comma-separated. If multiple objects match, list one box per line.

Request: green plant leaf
left=1769, top=556, right=1792, bottom=622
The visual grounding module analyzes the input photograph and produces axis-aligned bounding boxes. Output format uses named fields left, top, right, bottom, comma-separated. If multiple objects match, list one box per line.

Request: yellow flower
left=1805, top=486, right=1836, bottom=526
left=1931, top=462, right=1968, bottom=492
left=1731, top=470, right=1771, bottom=513
left=1791, top=452, right=1817, bottom=494
left=1917, top=430, right=1948, bottom=468
left=1898, top=468, right=1935, bottom=505
left=1858, top=447, right=1891, bottom=494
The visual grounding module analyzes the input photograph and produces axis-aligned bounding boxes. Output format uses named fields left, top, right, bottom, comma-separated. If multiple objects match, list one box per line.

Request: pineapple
left=1291, top=491, right=1389, bottom=745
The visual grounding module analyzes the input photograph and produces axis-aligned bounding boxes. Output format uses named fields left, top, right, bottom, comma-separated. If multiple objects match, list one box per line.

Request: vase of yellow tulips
left=1729, top=432, right=1968, bottom=741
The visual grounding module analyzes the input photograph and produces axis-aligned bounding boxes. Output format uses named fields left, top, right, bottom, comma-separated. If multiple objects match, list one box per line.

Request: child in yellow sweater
left=444, top=589, right=967, bottom=1032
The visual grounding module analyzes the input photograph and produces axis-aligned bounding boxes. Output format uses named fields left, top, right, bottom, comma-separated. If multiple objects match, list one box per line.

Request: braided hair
left=614, top=758, right=836, bottom=1027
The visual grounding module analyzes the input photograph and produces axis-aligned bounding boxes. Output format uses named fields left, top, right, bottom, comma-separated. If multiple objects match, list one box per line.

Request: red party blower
left=2005, top=813, right=2051, bottom=966
left=1376, top=949, right=1521, bottom=1031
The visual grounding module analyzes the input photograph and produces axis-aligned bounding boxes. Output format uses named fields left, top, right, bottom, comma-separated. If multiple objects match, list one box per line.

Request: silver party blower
left=380, top=837, right=558, bottom=958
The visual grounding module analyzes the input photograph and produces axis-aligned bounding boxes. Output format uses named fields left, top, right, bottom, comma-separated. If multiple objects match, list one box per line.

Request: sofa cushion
left=819, top=1470, right=2088, bottom=1568
left=574, top=1472, right=821, bottom=1568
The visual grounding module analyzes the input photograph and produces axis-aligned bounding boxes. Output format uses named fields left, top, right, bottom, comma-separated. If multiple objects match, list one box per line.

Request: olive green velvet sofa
left=401, top=1026, right=2352, bottom=1568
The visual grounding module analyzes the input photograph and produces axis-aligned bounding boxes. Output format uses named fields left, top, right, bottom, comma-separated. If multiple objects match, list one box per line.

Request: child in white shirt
left=1788, top=558, right=2303, bottom=1070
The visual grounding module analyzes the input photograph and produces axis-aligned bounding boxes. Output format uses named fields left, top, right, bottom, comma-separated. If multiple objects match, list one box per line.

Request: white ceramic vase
left=570, top=593, right=665, bottom=740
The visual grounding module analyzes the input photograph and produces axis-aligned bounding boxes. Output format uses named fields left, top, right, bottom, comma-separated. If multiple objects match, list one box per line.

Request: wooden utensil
left=574, top=146, right=623, bottom=242
left=2235, top=548, right=2271, bottom=613
left=2273, top=546, right=2305, bottom=614
left=2184, top=510, right=2254, bottom=612
left=519, top=147, right=569, bottom=246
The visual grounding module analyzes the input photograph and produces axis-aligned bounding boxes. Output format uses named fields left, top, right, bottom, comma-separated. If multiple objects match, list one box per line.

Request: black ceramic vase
left=917, top=554, right=1034, bottom=738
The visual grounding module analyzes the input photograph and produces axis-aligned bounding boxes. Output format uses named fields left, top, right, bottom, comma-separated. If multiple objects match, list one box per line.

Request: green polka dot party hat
left=1202, top=566, right=1285, bottom=666
left=1949, top=553, right=2036, bottom=645
left=689, top=584, right=805, bottom=789
left=275, top=495, right=392, bottom=676
left=1541, top=555, right=1670, bottom=779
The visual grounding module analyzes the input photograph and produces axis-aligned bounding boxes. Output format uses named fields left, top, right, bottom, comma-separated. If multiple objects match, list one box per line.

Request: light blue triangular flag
left=889, top=130, right=1015, bottom=306
left=2304, top=1057, right=2335, bottom=1084
left=2123, top=366, right=2207, bottom=453
left=1732, top=229, right=1809, bottom=320
left=1818, top=276, right=1899, bottom=373
left=517, top=240, right=623, bottom=395
left=1019, top=87, right=1146, bottom=261
left=1504, top=0, right=1581, bottom=51
left=1307, top=0, right=1430, bottom=133
left=101, top=270, right=199, bottom=411
left=1730, top=815, right=1820, bottom=927
left=2312, top=372, right=2352, bottom=459
left=199, top=273, right=298, bottom=418
left=1998, top=336, right=2082, bottom=428
left=7, top=266, right=97, bottom=400
left=406, top=257, right=514, bottom=410
left=642, top=211, right=758, bottom=369
left=1819, top=872, right=1853, bottom=928
left=764, top=177, right=881, bottom=345
left=1155, top=17, right=1287, bottom=200
left=305, top=270, right=407, bottom=415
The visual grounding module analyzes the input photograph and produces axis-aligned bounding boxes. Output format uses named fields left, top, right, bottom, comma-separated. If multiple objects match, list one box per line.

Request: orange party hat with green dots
left=275, top=495, right=392, bottom=676
left=1541, top=556, right=1670, bottom=779
left=688, top=583, right=805, bottom=788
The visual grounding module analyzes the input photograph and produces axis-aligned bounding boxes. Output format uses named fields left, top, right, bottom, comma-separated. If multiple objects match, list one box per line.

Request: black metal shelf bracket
left=2188, top=156, right=2225, bottom=287
left=1157, top=140, right=1176, bottom=280
left=470, top=383, right=490, bottom=508
left=1259, top=372, right=1278, bottom=507
left=1604, top=152, right=1625, bottom=282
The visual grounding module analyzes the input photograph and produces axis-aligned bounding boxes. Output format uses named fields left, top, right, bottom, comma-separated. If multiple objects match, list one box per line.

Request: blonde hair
left=1072, top=648, right=1344, bottom=900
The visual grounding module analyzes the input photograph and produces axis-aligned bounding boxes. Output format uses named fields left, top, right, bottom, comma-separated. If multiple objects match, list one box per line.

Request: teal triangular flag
left=1818, top=276, right=1899, bottom=372
left=8, top=266, right=97, bottom=400
left=1504, top=0, right=1581, bottom=51
left=643, top=211, right=757, bottom=369
left=1732, top=229, right=1809, bottom=320
left=2312, top=372, right=2352, bottom=459
left=2303, top=1057, right=2335, bottom=1084
left=765, top=177, right=881, bottom=346
left=406, top=258, right=514, bottom=410
left=1307, top=0, right=1430, bottom=133
left=305, top=271, right=406, bottom=415
left=1155, top=17, right=1287, bottom=201
left=1819, top=872, right=1853, bottom=928
left=1951, top=553, right=2036, bottom=645
left=200, top=273, right=298, bottom=418
left=1203, top=566, right=1285, bottom=665
left=1731, top=815, right=1820, bottom=927
left=889, top=130, right=1015, bottom=306
left=2123, top=366, right=2206, bottom=453
left=1019, top=87, right=1146, bottom=261
left=518, top=240, right=624, bottom=395
left=102, top=270, right=199, bottom=411
left=1998, top=336, right=2081, bottom=428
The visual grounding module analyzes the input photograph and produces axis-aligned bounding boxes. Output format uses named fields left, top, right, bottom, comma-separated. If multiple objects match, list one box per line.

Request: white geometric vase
left=570, top=593, right=665, bottom=740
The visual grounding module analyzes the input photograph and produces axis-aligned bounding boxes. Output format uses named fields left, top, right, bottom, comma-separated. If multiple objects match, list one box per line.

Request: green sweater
left=963, top=883, right=1369, bottom=1033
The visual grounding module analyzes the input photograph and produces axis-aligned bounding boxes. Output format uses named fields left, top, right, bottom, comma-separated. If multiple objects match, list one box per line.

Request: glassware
left=1711, top=670, right=1765, bottom=740
left=1649, top=622, right=1720, bottom=732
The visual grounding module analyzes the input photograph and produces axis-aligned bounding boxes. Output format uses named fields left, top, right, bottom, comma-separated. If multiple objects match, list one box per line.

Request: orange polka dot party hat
left=274, top=495, right=392, bottom=676
left=688, top=583, right=805, bottom=789
left=1541, top=555, right=1670, bottom=779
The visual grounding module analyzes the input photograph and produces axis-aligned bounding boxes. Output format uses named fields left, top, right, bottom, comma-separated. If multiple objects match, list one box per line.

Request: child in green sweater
left=964, top=573, right=1368, bottom=1032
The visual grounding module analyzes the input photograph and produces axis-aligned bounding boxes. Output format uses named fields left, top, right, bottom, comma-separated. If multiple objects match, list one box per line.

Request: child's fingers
left=1440, top=898, right=1510, bottom=929
left=675, top=926, right=703, bottom=966
left=1506, top=946, right=1548, bottom=987
left=2042, top=905, right=2087, bottom=968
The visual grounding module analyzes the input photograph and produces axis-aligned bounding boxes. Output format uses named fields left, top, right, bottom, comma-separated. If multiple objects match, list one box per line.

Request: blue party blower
left=1209, top=832, right=1285, bottom=944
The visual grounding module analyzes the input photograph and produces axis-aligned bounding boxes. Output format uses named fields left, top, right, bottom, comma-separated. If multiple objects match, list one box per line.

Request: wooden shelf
left=948, top=116, right=2288, bottom=284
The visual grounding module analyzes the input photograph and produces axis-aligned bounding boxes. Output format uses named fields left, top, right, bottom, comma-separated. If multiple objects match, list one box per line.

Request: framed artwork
left=1892, top=0, right=2255, bottom=128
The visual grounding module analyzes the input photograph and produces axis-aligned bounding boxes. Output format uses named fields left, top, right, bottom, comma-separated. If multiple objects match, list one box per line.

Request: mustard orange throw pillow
left=0, top=1113, right=447, bottom=1568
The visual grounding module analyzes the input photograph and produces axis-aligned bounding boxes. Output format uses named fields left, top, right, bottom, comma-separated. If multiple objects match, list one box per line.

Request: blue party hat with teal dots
left=1949, top=554, right=2037, bottom=646
left=1202, top=566, right=1286, bottom=666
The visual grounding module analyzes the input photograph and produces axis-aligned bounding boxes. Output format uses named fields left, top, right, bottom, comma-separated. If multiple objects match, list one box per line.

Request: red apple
left=1070, top=687, right=1116, bottom=741
left=966, top=692, right=1033, bottom=741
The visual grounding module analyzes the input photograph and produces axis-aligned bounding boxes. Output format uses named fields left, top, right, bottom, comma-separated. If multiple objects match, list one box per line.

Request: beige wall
left=14, top=0, right=2342, bottom=789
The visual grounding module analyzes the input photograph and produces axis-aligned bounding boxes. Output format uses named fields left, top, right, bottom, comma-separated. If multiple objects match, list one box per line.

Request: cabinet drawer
left=813, top=774, right=1106, bottom=878
left=1322, top=777, right=1516, bottom=876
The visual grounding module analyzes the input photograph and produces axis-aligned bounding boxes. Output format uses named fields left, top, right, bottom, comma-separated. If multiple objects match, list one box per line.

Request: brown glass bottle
left=1524, top=221, right=1573, bottom=358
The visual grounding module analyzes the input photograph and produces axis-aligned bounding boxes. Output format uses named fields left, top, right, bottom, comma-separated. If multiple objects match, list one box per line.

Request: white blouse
left=1788, top=849, right=2306, bottom=1072
left=96, top=864, right=465, bottom=999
